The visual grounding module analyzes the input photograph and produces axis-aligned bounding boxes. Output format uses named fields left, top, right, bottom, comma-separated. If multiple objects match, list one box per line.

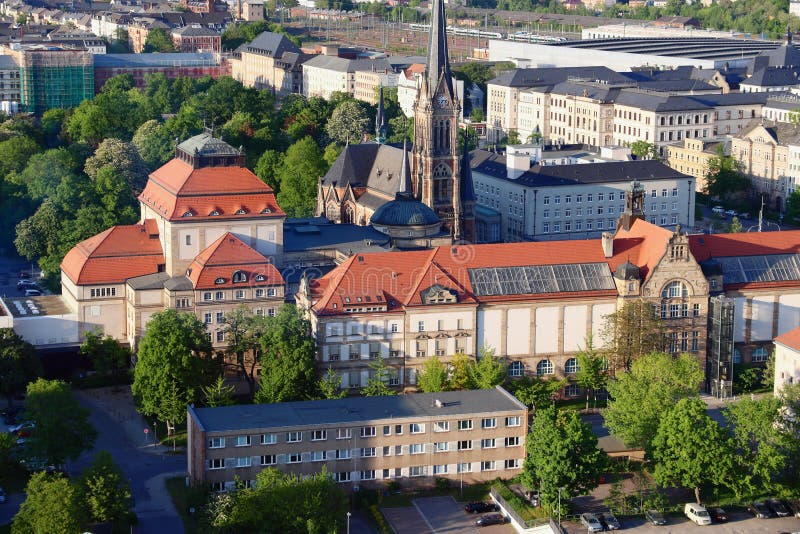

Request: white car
left=712, top=206, right=725, bottom=214
left=724, top=209, right=737, bottom=217
left=580, top=512, right=603, bottom=532
left=685, top=503, right=712, bottom=525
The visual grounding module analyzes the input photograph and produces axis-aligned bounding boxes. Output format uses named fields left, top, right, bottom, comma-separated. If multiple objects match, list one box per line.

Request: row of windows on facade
left=207, top=439, right=522, bottom=468
left=207, top=417, right=523, bottom=450
left=327, top=319, right=467, bottom=337
left=326, top=339, right=470, bottom=360
left=541, top=218, right=623, bottom=233
left=208, top=460, right=522, bottom=490
left=200, top=288, right=277, bottom=301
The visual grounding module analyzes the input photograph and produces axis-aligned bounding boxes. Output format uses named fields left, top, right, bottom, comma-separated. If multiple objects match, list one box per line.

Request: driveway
left=561, top=511, right=800, bottom=533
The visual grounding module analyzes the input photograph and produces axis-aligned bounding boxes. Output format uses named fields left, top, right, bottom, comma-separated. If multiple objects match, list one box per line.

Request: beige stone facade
left=666, top=138, right=724, bottom=192
left=730, top=122, right=796, bottom=211
left=187, top=387, right=528, bottom=491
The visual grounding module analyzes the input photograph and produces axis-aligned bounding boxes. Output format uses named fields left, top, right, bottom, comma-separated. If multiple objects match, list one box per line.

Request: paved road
left=562, top=510, right=800, bottom=533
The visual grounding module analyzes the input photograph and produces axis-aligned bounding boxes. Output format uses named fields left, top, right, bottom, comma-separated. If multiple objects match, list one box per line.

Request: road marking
left=413, top=499, right=438, bottom=533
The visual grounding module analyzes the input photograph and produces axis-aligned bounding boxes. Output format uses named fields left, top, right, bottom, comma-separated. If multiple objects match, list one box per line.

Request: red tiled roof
left=775, top=326, right=800, bottom=351
left=187, top=232, right=283, bottom=290
left=139, top=159, right=284, bottom=222
left=612, top=218, right=673, bottom=280
left=688, top=230, right=800, bottom=262
left=61, top=221, right=164, bottom=285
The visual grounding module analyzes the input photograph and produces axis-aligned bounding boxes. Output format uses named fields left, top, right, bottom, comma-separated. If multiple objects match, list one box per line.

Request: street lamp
left=346, top=511, right=351, bottom=534
left=557, top=487, right=565, bottom=527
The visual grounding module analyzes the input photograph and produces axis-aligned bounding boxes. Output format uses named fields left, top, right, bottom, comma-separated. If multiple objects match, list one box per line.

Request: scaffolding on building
left=10, top=44, right=94, bottom=114
left=707, top=294, right=734, bottom=398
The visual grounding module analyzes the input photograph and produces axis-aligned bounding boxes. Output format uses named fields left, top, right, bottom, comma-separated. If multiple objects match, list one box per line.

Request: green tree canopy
left=630, top=140, right=658, bottom=160
left=506, top=375, right=565, bottom=413
left=601, top=299, right=666, bottom=371
left=705, top=145, right=749, bottom=198
left=132, top=309, right=221, bottom=432
left=652, top=397, right=734, bottom=503
left=254, top=305, right=319, bottom=403
left=143, top=28, right=177, bottom=53
left=12, top=472, right=84, bottom=534
left=84, top=138, right=149, bottom=196
left=326, top=100, right=370, bottom=145
left=522, top=406, right=607, bottom=509
left=23, top=378, right=97, bottom=467
left=0, top=328, right=41, bottom=407
left=417, top=355, right=449, bottom=393
left=604, top=352, right=703, bottom=450
left=202, top=376, right=236, bottom=407
left=276, top=136, right=327, bottom=217
left=361, top=356, right=396, bottom=396
left=78, top=450, right=132, bottom=524
left=318, top=367, right=346, bottom=399
left=574, top=338, right=608, bottom=410
left=467, top=346, right=506, bottom=389
left=79, top=330, right=130, bottom=379
left=448, top=352, right=474, bottom=390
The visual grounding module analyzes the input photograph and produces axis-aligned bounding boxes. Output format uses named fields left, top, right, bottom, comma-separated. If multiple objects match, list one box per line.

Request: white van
left=685, top=503, right=712, bottom=525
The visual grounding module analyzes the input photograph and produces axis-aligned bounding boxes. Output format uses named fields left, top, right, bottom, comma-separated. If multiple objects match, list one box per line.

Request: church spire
left=375, top=84, right=387, bottom=143
left=426, top=0, right=454, bottom=99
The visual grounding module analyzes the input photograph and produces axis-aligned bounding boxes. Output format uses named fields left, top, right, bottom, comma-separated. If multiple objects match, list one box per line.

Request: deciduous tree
left=132, top=309, right=221, bottom=432
left=326, top=100, right=370, bottom=145
left=601, top=299, right=666, bottom=372
left=522, top=406, right=607, bottom=509
left=143, top=28, right=177, bottom=53
left=79, top=330, right=130, bottom=380
left=276, top=136, right=327, bottom=217
left=0, top=328, right=41, bottom=407
left=318, top=368, right=346, bottom=399
left=630, top=140, right=657, bottom=160
left=448, top=352, right=474, bottom=390
left=705, top=145, right=749, bottom=198
left=507, top=375, right=565, bottom=413
left=574, top=338, right=607, bottom=410
left=12, top=472, right=84, bottom=534
left=361, top=356, right=396, bottom=397
left=467, top=346, right=506, bottom=389
left=78, top=450, right=132, bottom=524
left=604, top=352, right=703, bottom=450
left=652, top=397, right=734, bottom=504
left=417, top=355, right=449, bottom=393
left=23, top=378, right=97, bottom=467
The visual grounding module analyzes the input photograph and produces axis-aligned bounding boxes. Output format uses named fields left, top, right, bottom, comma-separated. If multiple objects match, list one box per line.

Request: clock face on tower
left=436, top=95, right=448, bottom=108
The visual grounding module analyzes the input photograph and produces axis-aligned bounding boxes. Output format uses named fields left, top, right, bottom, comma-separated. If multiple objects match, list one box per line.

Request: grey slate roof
left=282, top=221, right=389, bottom=252
left=757, top=43, right=800, bottom=68
left=303, top=54, right=390, bottom=73
left=127, top=272, right=170, bottom=290
left=741, top=119, right=800, bottom=146
left=243, top=30, right=299, bottom=57
left=190, top=386, right=526, bottom=433
left=165, top=276, right=193, bottom=291
left=0, top=55, right=16, bottom=69
left=371, top=195, right=440, bottom=226
left=172, top=25, right=219, bottom=36
left=471, top=151, right=690, bottom=187
left=614, top=90, right=711, bottom=112
left=177, top=131, right=241, bottom=157
left=489, top=66, right=633, bottom=88
left=744, top=66, right=800, bottom=88
left=321, top=143, right=408, bottom=197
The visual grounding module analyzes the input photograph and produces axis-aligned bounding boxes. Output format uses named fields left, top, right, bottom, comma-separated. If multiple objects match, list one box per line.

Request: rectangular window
left=409, top=466, right=425, bottom=477
left=418, top=321, right=425, bottom=332
left=457, top=462, right=472, bottom=473
left=434, top=441, right=449, bottom=452
left=481, top=438, right=496, bottom=449
left=215, top=291, right=224, bottom=300
left=433, top=465, right=448, bottom=475
left=261, top=434, right=276, bottom=445
left=506, top=416, right=521, bottom=427
left=260, top=454, right=276, bottom=465
left=311, top=450, right=327, bottom=462
left=204, top=313, right=212, bottom=324
left=576, top=194, right=582, bottom=203
left=336, top=449, right=351, bottom=460
left=255, top=289, right=264, bottom=298
left=208, top=437, right=225, bottom=449
left=235, top=290, right=245, bottom=300
left=480, top=461, right=496, bottom=472
left=458, top=419, right=473, bottom=431
left=361, top=426, right=376, bottom=438
left=286, top=432, right=302, bottom=443
left=409, top=443, right=425, bottom=454
left=234, top=435, right=251, bottom=447
left=391, top=323, right=399, bottom=333
left=335, top=472, right=351, bottom=482
left=481, top=418, right=497, bottom=429
left=311, top=430, right=327, bottom=441
left=383, top=425, right=391, bottom=436
left=597, top=192, right=604, bottom=201
left=671, top=187, right=678, bottom=197
left=458, top=440, right=472, bottom=451
left=235, top=456, right=252, bottom=468
left=395, top=445, right=403, bottom=455
left=692, top=331, right=699, bottom=352
left=433, top=421, right=449, bottom=432
left=336, top=428, right=351, bottom=440
left=693, top=303, right=701, bottom=317
left=216, top=312, right=224, bottom=323
left=543, top=196, right=550, bottom=205
left=361, top=470, right=375, bottom=480
left=288, top=452, right=302, bottom=463
left=505, top=459, right=521, bottom=469
left=505, top=436, right=520, bottom=447
left=216, top=331, right=224, bottom=342
left=361, top=447, right=376, bottom=457
left=409, top=423, right=425, bottom=434
left=395, top=424, right=403, bottom=435
left=207, top=458, right=224, bottom=470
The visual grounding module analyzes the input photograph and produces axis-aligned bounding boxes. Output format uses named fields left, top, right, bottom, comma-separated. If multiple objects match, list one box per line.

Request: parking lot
left=383, top=496, right=513, bottom=533
left=561, top=510, right=800, bottom=533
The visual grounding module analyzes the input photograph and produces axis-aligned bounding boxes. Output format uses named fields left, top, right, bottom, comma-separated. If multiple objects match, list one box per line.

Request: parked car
left=18, top=271, right=30, bottom=279
left=464, top=502, right=498, bottom=514
left=597, top=511, right=620, bottom=530
left=709, top=507, right=728, bottom=523
left=9, top=421, right=34, bottom=435
left=0, top=487, right=5, bottom=503
left=725, top=209, right=738, bottom=217
left=684, top=503, right=712, bottom=525
left=24, top=289, right=41, bottom=297
left=712, top=206, right=725, bottom=214
left=645, top=510, right=667, bottom=525
left=748, top=501, right=774, bottom=518
left=475, top=513, right=507, bottom=527
left=766, top=498, right=791, bottom=517
left=579, top=512, right=603, bottom=532
left=16, top=280, right=37, bottom=289
left=784, top=499, right=800, bottom=518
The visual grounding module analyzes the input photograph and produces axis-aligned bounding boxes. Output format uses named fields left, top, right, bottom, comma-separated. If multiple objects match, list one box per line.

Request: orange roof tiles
left=688, top=230, right=800, bottom=262
left=187, top=232, right=283, bottom=290
left=612, top=218, right=673, bottom=280
left=775, top=326, right=800, bottom=351
left=61, top=222, right=164, bottom=285
left=139, top=159, right=285, bottom=222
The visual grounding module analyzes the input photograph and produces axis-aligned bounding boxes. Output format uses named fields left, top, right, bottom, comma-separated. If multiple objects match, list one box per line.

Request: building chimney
left=601, top=231, right=614, bottom=258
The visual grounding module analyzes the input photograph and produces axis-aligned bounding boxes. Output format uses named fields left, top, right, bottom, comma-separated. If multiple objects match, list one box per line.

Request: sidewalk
left=75, top=386, right=171, bottom=455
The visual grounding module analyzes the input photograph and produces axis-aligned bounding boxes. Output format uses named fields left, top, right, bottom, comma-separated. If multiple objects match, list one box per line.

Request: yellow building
left=666, top=138, right=724, bottom=192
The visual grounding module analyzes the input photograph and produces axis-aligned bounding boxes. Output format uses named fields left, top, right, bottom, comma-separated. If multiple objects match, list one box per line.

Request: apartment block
left=187, top=387, right=528, bottom=491
left=773, top=327, right=800, bottom=396
left=666, top=138, right=725, bottom=192
left=230, top=31, right=306, bottom=98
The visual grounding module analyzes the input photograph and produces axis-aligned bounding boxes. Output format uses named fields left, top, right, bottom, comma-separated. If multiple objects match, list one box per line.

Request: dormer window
left=182, top=211, right=194, bottom=217
left=235, top=208, right=248, bottom=215
left=255, top=274, right=266, bottom=282
left=232, top=271, right=247, bottom=283
left=209, top=209, right=221, bottom=216
left=261, top=207, right=271, bottom=214
left=214, top=277, right=225, bottom=284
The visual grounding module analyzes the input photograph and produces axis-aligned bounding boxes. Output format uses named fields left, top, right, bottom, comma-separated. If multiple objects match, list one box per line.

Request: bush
left=435, top=477, right=450, bottom=491
left=386, top=480, right=400, bottom=493
left=369, top=504, right=392, bottom=534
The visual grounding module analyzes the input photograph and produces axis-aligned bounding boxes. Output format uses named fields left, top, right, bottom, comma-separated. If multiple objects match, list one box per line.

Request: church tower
left=412, top=0, right=475, bottom=242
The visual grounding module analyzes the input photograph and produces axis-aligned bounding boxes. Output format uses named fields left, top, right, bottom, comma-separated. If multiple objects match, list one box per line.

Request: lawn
left=165, top=477, right=207, bottom=534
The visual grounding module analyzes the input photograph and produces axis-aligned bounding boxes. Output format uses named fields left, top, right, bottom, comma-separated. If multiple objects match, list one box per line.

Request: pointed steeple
left=397, top=138, right=412, bottom=198
left=375, top=84, right=387, bottom=143
left=460, top=136, right=475, bottom=203
left=426, top=0, right=454, bottom=99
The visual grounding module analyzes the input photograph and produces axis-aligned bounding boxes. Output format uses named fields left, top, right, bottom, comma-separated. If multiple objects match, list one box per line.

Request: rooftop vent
left=434, top=399, right=444, bottom=408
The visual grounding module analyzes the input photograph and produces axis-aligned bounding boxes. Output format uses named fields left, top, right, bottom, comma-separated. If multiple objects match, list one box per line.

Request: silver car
left=580, top=512, right=603, bottom=532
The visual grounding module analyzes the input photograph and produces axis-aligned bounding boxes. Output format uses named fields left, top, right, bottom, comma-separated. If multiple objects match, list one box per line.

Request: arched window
left=326, top=204, right=338, bottom=221
left=255, top=274, right=266, bottom=282
left=432, top=164, right=452, bottom=204
left=536, top=359, right=554, bottom=376
left=343, top=204, right=355, bottom=224
left=661, top=281, right=688, bottom=298
left=564, top=384, right=581, bottom=397
left=214, top=277, right=225, bottom=284
left=752, top=346, right=769, bottom=362
left=209, top=209, right=221, bottom=216
left=232, top=271, right=247, bottom=283
left=564, top=357, right=580, bottom=374
left=508, top=361, right=525, bottom=377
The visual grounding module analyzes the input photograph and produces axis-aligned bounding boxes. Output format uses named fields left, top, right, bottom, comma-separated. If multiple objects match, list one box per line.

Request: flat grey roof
left=191, top=386, right=526, bottom=433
